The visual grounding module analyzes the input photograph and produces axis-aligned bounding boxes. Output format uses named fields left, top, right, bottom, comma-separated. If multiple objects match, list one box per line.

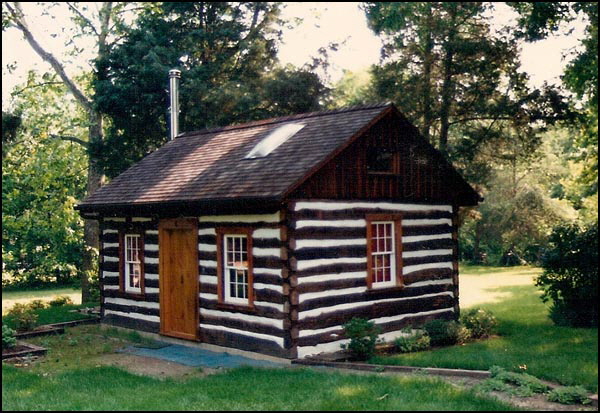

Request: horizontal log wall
left=100, top=213, right=291, bottom=358
left=100, top=217, right=161, bottom=333
left=288, top=201, right=458, bottom=358
left=197, top=212, right=292, bottom=358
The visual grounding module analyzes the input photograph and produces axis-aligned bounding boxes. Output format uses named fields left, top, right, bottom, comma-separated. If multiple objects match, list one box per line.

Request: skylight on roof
left=245, top=123, right=305, bottom=159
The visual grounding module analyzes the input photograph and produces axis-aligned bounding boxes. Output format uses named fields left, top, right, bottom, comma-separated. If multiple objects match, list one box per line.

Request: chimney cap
left=169, top=69, right=181, bottom=78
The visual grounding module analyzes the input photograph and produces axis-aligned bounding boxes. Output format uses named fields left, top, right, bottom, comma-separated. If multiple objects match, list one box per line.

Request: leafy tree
left=362, top=2, right=579, bottom=264
left=362, top=2, right=571, bottom=178
left=2, top=73, right=87, bottom=288
left=330, top=69, right=375, bottom=107
left=509, top=2, right=598, bottom=201
left=4, top=2, right=137, bottom=301
left=537, top=222, right=598, bottom=327
left=509, top=2, right=574, bottom=41
left=362, top=2, right=561, bottom=155
left=458, top=125, right=579, bottom=264
left=93, top=2, right=329, bottom=178
left=2, top=111, right=21, bottom=151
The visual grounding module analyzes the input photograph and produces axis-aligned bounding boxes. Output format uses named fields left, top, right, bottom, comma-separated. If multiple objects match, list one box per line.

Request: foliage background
left=2, top=73, right=87, bottom=287
left=2, top=2, right=597, bottom=289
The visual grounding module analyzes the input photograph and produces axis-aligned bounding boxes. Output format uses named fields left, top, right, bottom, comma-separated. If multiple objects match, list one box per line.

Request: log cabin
left=76, top=102, right=482, bottom=359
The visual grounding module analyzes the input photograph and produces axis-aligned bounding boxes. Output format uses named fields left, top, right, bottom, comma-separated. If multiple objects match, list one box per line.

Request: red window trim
left=118, top=229, right=146, bottom=298
left=216, top=227, right=255, bottom=309
left=366, top=214, right=404, bottom=289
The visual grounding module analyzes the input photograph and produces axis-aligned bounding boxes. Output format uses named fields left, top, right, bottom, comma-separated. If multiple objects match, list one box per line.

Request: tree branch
left=6, top=2, right=93, bottom=112
left=97, top=2, right=113, bottom=55
left=50, top=134, right=89, bottom=148
left=448, top=116, right=514, bottom=126
left=11, top=81, right=64, bottom=96
left=66, top=2, right=100, bottom=37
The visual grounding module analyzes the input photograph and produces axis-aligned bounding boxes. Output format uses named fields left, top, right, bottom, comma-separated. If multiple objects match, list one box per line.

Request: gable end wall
left=291, top=112, right=477, bottom=205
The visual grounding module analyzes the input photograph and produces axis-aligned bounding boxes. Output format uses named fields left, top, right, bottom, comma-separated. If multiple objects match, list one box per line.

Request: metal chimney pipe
left=169, top=69, right=181, bottom=140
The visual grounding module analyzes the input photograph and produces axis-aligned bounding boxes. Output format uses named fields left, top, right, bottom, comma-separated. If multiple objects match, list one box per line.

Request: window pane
left=224, top=235, right=250, bottom=302
left=237, top=270, right=245, bottom=285
left=370, top=221, right=396, bottom=286
left=377, top=236, right=386, bottom=252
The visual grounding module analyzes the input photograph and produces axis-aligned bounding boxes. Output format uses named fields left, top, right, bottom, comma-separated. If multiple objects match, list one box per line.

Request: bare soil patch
left=440, top=377, right=598, bottom=412
left=91, top=353, right=220, bottom=379
left=484, top=389, right=597, bottom=411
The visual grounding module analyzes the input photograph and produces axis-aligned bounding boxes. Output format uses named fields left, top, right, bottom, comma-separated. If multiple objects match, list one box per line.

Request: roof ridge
left=177, top=102, right=393, bottom=138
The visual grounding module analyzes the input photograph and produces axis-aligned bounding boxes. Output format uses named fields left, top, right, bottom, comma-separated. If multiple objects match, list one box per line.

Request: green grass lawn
left=2, top=286, right=97, bottom=329
left=2, top=286, right=83, bottom=314
left=2, top=324, right=517, bottom=411
left=372, top=265, right=599, bottom=393
left=2, top=304, right=97, bottom=330
left=2, top=364, right=517, bottom=411
left=2, top=266, right=597, bottom=410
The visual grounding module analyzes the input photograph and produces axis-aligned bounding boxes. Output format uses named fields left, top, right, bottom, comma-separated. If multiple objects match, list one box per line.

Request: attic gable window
left=367, top=148, right=394, bottom=173
left=244, top=123, right=305, bottom=159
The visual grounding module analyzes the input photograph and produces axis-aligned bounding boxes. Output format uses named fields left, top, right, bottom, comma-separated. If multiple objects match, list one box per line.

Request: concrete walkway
left=118, top=343, right=288, bottom=369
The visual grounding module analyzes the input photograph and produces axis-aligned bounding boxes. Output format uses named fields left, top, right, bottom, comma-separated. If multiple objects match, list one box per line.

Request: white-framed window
left=369, top=221, right=396, bottom=288
left=124, top=234, right=142, bottom=293
left=223, top=234, right=250, bottom=305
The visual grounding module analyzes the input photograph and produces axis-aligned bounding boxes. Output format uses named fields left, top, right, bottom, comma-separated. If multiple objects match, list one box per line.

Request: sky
left=2, top=2, right=587, bottom=107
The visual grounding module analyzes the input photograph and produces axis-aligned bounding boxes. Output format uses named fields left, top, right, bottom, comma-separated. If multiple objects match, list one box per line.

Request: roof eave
left=75, top=196, right=283, bottom=218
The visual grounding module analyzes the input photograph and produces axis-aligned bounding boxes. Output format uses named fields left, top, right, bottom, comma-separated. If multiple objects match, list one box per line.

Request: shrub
left=340, top=317, right=381, bottom=360
left=86, top=271, right=101, bottom=305
left=2, top=324, right=17, bottom=349
left=27, top=299, right=49, bottom=310
left=6, top=303, right=38, bottom=331
left=489, top=366, right=550, bottom=394
left=49, top=295, right=74, bottom=307
left=394, top=328, right=430, bottom=353
left=422, top=319, right=461, bottom=346
left=547, top=386, right=591, bottom=405
left=456, top=324, right=472, bottom=344
left=460, top=308, right=497, bottom=339
left=537, top=223, right=598, bottom=327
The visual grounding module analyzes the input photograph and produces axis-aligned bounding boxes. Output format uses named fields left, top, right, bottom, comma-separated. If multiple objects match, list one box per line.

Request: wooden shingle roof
left=78, top=103, right=394, bottom=212
left=76, top=103, right=481, bottom=214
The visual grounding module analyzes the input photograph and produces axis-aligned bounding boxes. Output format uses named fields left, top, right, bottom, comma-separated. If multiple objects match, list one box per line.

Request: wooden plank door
left=159, top=218, right=199, bottom=340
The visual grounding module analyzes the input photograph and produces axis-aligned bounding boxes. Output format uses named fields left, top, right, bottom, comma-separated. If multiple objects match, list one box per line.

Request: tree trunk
left=8, top=2, right=113, bottom=303
left=438, top=7, right=457, bottom=156
left=473, top=220, right=482, bottom=263
left=421, top=5, right=434, bottom=144
left=81, top=111, right=104, bottom=304
left=439, top=48, right=454, bottom=155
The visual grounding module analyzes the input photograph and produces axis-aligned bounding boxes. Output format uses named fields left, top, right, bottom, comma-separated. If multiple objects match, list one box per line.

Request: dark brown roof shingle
left=78, top=103, right=393, bottom=210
